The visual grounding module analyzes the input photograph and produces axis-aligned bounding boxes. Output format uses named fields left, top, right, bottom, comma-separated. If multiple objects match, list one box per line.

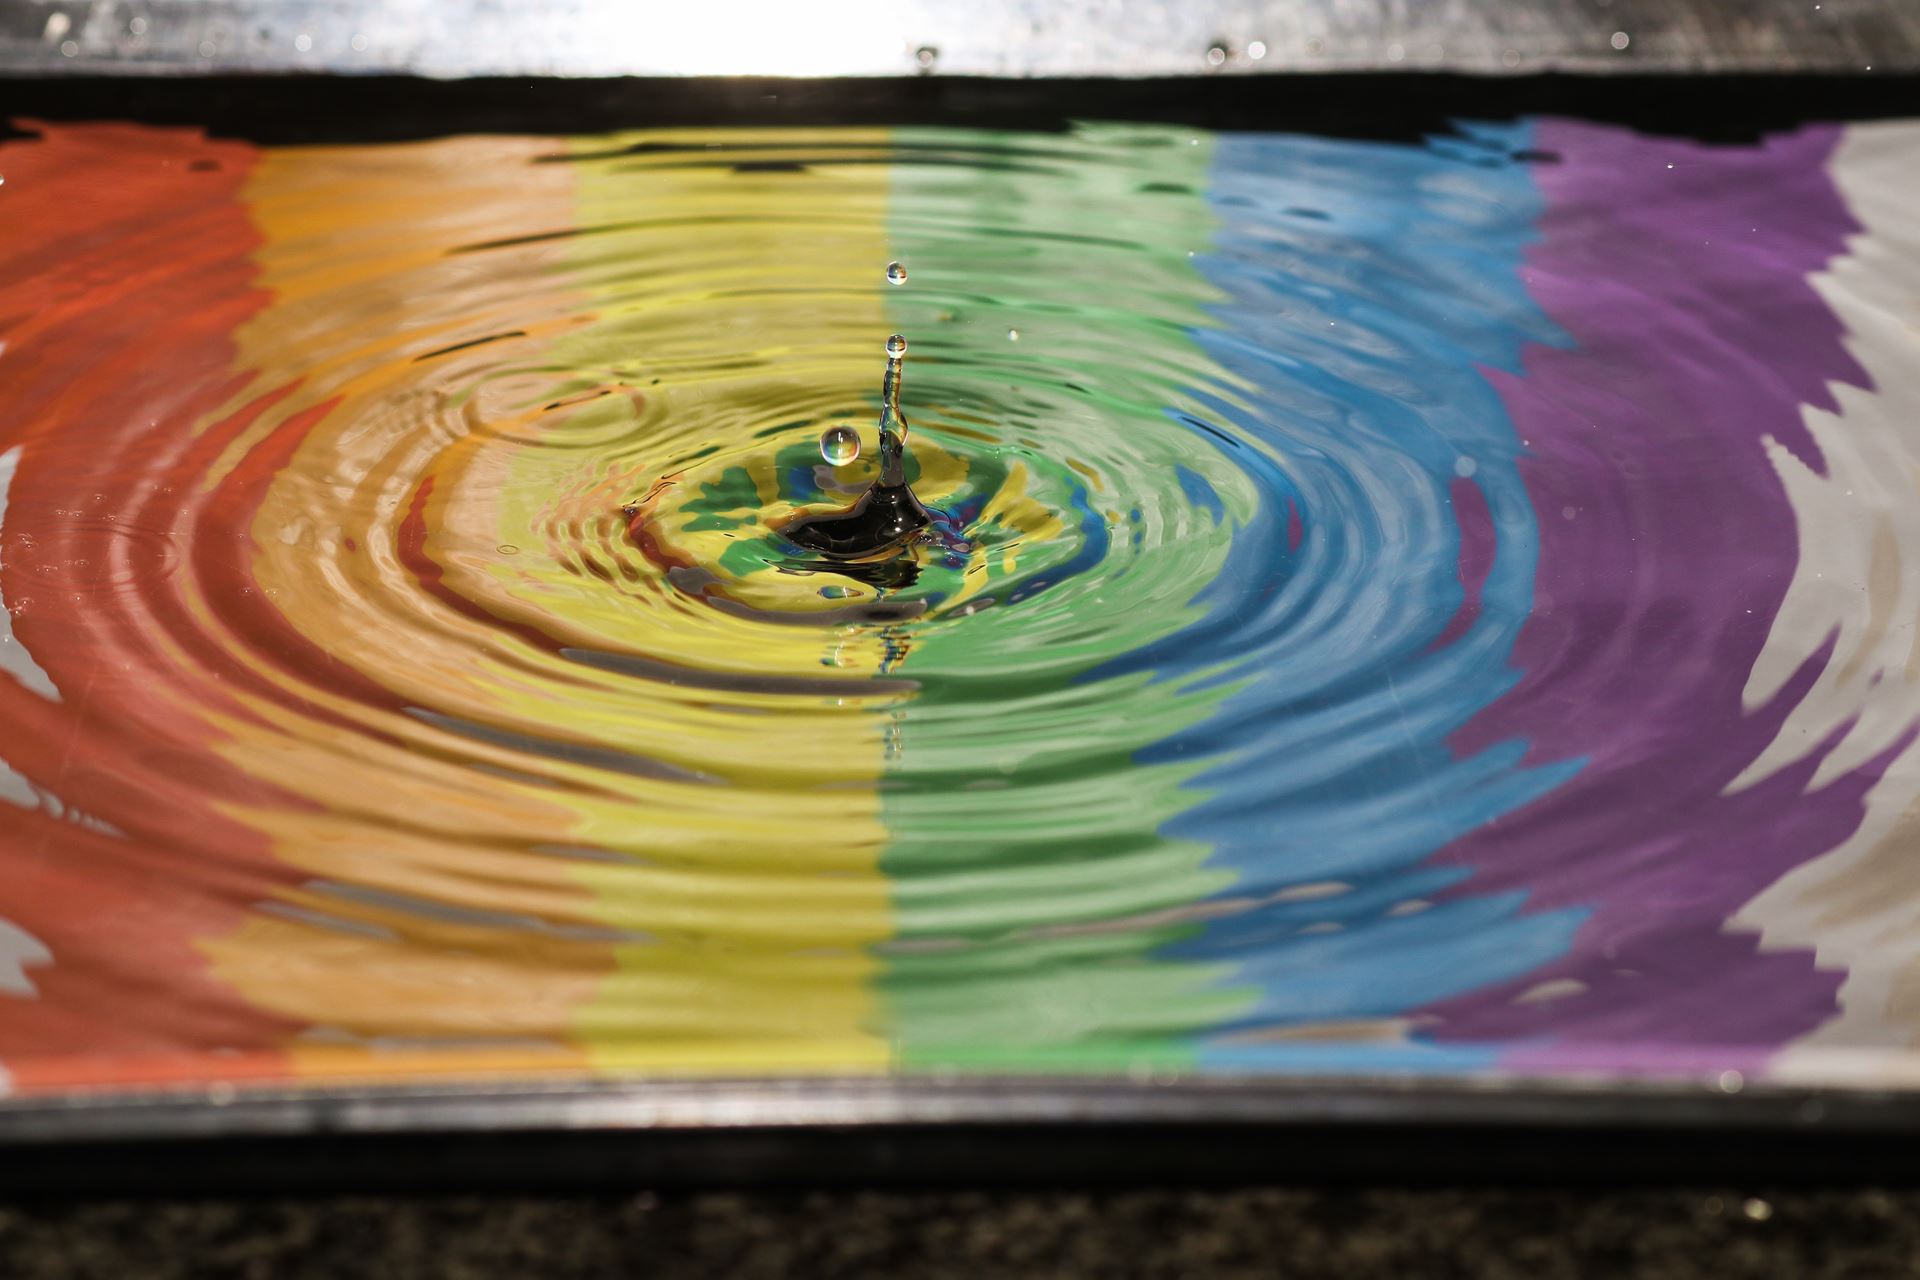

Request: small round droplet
left=1007, top=328, right=1020, bottom=341
left=886, top=261, right=908, bottom=285
left=819, top=426, right=860, bottom=466
left=1205, top=44, right=1228, bottom=67
left=885, top=334, right=908, bottom=359
left=914, top=46, right=938, bottom=69
left=1610, top=30, right=1631, bottom=50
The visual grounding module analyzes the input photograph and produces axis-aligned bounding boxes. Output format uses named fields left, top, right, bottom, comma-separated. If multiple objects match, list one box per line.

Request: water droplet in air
left=1205, top=44, right=1228, bottom=67
left=1610, top=30, right=1631, bottom=50
left=819, top=426, right=860, bottom=466
left=886, top=261, right=908, bottom=285
left=914, top=46, right=938, bottom=69
left=885, top=334, right=907, bottom=359
left=1007, top=328, right=1020, bottom=341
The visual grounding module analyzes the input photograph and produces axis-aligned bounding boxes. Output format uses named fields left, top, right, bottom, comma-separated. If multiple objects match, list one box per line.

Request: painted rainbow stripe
left=1, top=115, right=1918, bottom=1096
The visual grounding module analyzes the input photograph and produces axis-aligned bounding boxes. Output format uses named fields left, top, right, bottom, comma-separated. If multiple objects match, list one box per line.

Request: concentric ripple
left=2, top=116, right=1920, bottom=1092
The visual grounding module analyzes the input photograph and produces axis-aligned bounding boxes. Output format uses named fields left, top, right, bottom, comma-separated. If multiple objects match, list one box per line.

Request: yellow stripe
left=550, top=130, right=898, bottom=1071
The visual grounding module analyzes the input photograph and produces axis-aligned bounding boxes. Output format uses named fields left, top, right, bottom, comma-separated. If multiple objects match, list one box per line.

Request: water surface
left=1, top=116, right=1918, bottom=1093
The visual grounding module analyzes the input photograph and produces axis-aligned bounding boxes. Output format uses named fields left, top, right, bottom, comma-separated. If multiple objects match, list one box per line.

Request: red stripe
left=0, top=123, right=302, bottom=1082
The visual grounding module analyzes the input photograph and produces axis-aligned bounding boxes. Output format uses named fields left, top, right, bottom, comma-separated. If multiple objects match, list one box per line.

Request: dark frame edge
left=4, top=1077, right=1917, bottom=1193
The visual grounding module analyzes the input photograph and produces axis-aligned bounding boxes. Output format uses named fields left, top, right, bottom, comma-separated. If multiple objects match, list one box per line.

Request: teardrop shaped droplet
left=885, top=334, right=908, bottom=359
left=819, top=426, right=860, bottom=466
left=885, top=261, right=908, bottom=285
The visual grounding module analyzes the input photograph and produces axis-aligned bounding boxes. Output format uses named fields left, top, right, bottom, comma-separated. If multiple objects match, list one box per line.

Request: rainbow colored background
left=1, top=116, right=1919, bottom=1096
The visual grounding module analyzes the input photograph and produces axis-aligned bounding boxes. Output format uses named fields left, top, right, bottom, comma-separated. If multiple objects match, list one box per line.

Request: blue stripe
left=1101, top=124, right=1591, bottom=1066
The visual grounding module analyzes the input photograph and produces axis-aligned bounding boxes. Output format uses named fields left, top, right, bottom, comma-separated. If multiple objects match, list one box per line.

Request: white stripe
left=1731, top=121, right=1920, bottom=1075
left=0, top=917, right=51, bottom=999
left=0, top=445, right=60, bottom=701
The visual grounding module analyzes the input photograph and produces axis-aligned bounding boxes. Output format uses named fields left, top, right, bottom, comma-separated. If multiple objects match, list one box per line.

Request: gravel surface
left=5, top=1188, right=1918, bottom=1279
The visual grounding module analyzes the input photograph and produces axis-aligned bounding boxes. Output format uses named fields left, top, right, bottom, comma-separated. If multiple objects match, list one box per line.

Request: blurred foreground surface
left=2, top=0, right=1915, bottom=77
left=5, top=1187, right=1919, bottom=1279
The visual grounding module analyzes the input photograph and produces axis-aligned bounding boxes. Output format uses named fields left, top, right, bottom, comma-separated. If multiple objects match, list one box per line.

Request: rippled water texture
left=2, top=117, right=1919, bottom=1093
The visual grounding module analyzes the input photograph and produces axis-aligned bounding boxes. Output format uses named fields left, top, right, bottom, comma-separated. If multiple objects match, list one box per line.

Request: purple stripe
left=1419, top=120, right=1891, bottom=1073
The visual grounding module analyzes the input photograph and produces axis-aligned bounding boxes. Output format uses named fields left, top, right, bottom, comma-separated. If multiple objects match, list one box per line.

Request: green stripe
left=877, top=125, right=1264, bottom=1071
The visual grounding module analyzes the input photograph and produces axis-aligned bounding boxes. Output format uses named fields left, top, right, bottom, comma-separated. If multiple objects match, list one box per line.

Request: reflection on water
left=0, top=117, right=1918, bottom=1094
